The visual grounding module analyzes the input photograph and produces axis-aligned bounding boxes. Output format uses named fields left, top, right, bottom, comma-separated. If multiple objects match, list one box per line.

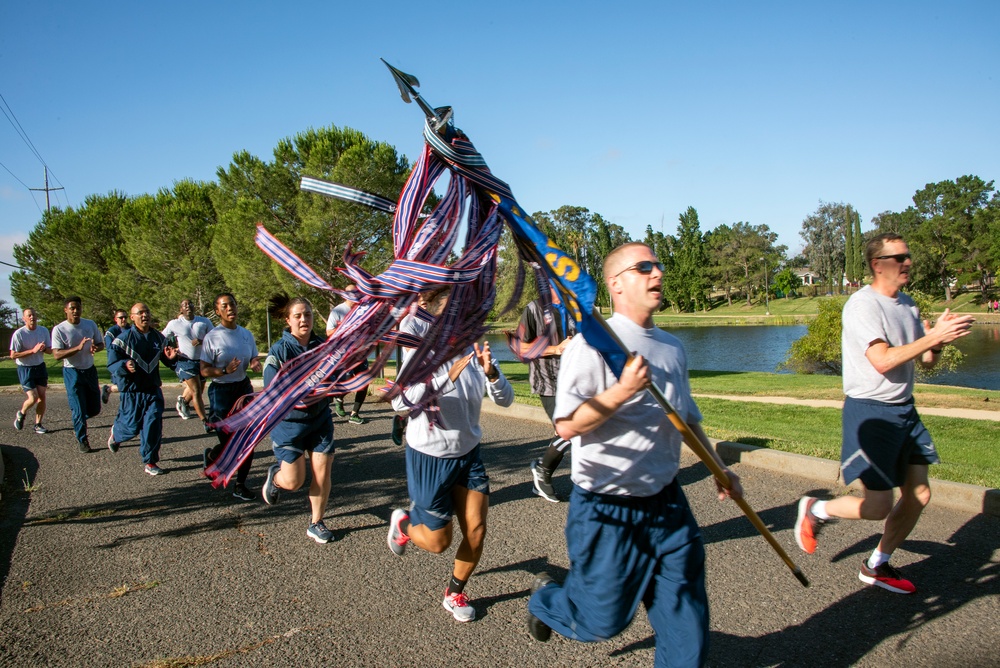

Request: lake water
left=484, top=324, right=1000, bottom=391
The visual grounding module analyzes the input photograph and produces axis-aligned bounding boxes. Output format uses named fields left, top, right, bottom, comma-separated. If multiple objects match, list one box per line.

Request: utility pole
left=28, top=166, right=63, bottom=213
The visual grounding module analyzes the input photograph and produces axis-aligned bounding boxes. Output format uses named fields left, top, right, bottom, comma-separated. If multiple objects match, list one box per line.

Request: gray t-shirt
left=163, top=316, right=213, bottom=360
left=842, top=286, right=923, bottom=403
left=10, top=325, right=50, bottom=367
left=200, top=325, right=258, bottom=383
left=555, top=314, right=702, bottom=497
left=51, top=319, right=103, bottom=369
left=326, top=302, right=351, bottom=332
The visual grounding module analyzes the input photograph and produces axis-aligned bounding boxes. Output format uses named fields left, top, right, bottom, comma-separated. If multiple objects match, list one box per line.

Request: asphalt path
left=1, top=389, right=997, bottom=667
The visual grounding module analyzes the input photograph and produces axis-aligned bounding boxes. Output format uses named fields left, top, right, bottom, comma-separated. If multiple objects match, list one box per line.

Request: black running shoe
left=527, top=574, right=554, bottom=641
left=391, top=415, right=406, bottom=446
left=531, top=459, right=560, bottom=503
left=262, top=463, right=281, bottom=505
left=232, top=483, right=255, bottom=502
left=78, top=437, right=91, bottom=453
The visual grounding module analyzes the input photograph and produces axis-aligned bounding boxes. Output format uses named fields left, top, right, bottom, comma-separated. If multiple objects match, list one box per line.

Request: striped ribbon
left=208, top=142, right=503, bottom=487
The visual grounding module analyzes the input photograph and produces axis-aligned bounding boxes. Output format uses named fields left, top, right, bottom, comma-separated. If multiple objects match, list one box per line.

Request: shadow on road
left=0, top=445, right=38, bottom=606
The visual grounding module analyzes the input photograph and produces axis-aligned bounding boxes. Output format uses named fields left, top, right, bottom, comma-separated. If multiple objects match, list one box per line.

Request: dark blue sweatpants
left=528, top=480, right=708, bottom=668
left=113, top=391, right=165, bottom=465
left=63, top=366, right=101, bottom=444
left=208, top=378, right=254, bottom=484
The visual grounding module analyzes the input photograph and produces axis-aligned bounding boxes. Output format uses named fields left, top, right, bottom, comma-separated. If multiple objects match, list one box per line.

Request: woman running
left=200, top=293, right=261, bottom=501
left=260, top=296, right=337, bottom=544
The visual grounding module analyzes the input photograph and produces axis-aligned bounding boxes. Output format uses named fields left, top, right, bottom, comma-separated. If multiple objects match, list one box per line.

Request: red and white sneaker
left=387, top=508, right=410, bottom=557
left=794, top=496, right=827, bottom=554
left=858, top=561, right=915, bottom=594
left=443, top=590, right=475, bottom=622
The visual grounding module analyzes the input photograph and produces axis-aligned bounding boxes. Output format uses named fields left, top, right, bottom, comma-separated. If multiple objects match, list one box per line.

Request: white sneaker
left=442, top=590, right=475, bottom=622
left=176, top=396, right=193, bottom=419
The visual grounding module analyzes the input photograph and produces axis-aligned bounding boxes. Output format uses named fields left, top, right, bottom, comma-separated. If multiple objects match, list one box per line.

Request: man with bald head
left=10, top=308, right=52, bottom=434
left=526, top=242, right=743, bottom=667
left=107, top=303, right=177, bottom=476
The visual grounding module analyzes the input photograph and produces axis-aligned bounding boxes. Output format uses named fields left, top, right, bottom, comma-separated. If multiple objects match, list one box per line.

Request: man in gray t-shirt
left=9, top=308, right=52, bottom=434
left=51, top=296, right=105, bottom=452
left=795, top=233, right=974, bottom=595
left=526, top=243, right=742, bottom=666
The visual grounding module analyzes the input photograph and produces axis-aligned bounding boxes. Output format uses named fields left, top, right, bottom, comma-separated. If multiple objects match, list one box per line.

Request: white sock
left=811, top=500, right=830, bottom=520
left=867, top=549, right=890, bottom=569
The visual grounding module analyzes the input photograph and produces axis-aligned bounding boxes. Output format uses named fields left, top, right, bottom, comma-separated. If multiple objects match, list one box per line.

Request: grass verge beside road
left=4, top=356, right=996, bottom=488
left=489, top=362, right=1000, bottom=489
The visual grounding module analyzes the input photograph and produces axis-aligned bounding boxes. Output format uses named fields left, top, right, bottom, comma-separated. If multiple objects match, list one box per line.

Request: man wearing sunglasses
left=796, top=233, right=974, bottom=594
left=527, top=242, right=742, bottom=666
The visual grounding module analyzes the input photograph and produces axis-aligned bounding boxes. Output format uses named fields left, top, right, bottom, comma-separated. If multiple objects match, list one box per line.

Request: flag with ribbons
left=206, top=61, right=624, bottom=487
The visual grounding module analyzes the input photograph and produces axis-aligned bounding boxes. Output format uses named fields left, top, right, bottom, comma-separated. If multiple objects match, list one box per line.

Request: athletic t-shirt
left=51, top=319, right=103, bottom=369
left=200, top=325, right=258, bottom=383
left=325, top=302, right=351, bottom=332
left=10, top=325, right=50, bottom=367
left=519, top=298, right=575, bottom=397
left=555, top=314, right=702, bottom=497
left=842, top=286, right=922, bottom=403
left=163, top=316, right=213, bottom=360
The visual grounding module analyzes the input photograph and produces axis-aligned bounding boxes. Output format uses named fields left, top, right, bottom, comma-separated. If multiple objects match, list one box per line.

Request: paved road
left=1, top=389, right=997, bottom=667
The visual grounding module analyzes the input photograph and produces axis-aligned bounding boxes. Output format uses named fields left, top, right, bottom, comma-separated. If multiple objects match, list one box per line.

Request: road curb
left=481, top=401, right=999, bottom=518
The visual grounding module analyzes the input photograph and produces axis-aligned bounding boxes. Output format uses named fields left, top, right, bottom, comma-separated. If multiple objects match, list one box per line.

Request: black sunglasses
left=614, top=260, right=665, bottom=277
left=875, top=253, right=911, bottom=263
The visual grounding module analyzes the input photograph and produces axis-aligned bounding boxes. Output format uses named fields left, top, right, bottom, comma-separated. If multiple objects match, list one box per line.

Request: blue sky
left=2, top=1, right=998, bottom=312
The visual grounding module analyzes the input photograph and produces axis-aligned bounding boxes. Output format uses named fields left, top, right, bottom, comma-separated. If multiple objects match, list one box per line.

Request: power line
left=0, top=159, right=45, bottom=216
left=0, top=91, right=68, bottom=204
left=0, top=92, right=47, bottom=166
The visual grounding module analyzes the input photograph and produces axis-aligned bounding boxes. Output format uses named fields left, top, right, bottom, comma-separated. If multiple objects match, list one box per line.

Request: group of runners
left=9, top=233, right=970, bottom=666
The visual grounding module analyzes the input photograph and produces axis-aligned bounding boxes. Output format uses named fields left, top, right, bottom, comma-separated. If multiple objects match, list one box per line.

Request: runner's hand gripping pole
left=594, top=309, right=810, bottom=588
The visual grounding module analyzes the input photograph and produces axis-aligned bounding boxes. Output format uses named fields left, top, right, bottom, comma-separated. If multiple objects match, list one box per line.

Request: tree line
left=12, top=122, right=998, bottom=343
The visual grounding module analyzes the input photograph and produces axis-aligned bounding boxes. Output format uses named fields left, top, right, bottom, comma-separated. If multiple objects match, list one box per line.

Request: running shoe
left=527, top=574, right=554, bottom=641
left=33, top=423, right=48, bottom=434
left=442, top=590, right=475, bottom=622
left=794, top=496, right=828, bottom=554
left=144, top=463, right=164, bottom=476
left=101, top=384, right=112, bottom=405
left=262, top=463, right=281, bottom=505
left=530, top=459, right=560, bottom=503
left=387, top=508, right=410, bottom=556
left=858, top=560, right=916, bottom=594
left=107, top=427, right=120, bottom=453
left=348, top=413, right=367, bottom=425
left=232, top=483, right=255, bottom=501
left=307, top=520, right=335, bottom=544
left=176, top=395, right=193, bottom=419
left=334, top=399, right=346, bottom=417
left=14, top=411, right=24, bottom=431
left=78, top=437, right=91, bottom=453
left=391, top=415, right=406, bottom=446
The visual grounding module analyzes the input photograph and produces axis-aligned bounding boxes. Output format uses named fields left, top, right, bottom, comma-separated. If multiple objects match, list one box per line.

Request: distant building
left=793, top=268, right=819, bottom=286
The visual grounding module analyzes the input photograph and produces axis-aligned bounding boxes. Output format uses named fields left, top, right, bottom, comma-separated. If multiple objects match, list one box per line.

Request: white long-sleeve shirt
left=392, top=347, right=513, bottom=458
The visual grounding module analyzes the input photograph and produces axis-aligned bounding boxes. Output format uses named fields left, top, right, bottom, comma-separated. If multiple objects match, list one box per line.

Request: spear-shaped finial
left=381, top=58, right=452, bottom=133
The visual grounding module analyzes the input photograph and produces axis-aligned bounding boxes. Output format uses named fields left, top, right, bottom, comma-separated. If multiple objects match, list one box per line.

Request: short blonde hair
left=603, top=242, right=652, bottom=281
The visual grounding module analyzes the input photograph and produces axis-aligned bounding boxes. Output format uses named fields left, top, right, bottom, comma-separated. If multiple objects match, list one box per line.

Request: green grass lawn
left=5, top=355, right=996, bottom=488
left=489, top=362, right=999, bottom=487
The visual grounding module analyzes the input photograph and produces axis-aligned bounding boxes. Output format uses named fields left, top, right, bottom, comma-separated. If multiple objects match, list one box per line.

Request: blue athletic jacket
left=108, top=327, right=175, bottom=394
left=262, top=329, right=332, bottom=423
